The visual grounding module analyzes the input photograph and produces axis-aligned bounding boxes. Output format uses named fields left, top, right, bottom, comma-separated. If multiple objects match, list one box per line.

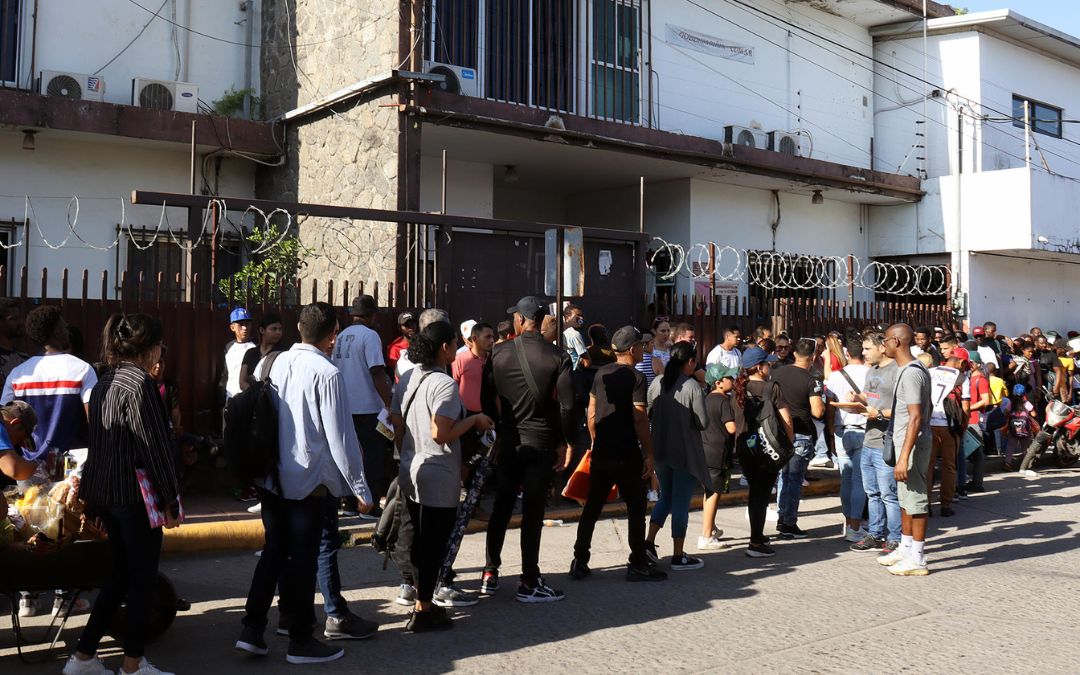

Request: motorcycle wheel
left=1055, top=438, right=1080, bottom=468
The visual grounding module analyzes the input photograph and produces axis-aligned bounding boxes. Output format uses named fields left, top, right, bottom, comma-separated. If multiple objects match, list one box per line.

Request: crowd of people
left=0, top=292, right=1075, bottom=672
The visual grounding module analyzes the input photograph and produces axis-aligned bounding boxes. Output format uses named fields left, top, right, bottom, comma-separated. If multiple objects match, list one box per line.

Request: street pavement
left=4, top=468, right=1080, bottom=674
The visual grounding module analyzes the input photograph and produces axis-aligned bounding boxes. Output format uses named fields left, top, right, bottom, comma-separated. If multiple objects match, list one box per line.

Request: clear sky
left=959, top=1, right=1080, bottom=39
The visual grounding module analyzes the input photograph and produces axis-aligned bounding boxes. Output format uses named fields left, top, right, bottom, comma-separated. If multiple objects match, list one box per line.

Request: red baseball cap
left=972, top=326, right=985, bottom=337
left=953, top=347, right=970, bottom=363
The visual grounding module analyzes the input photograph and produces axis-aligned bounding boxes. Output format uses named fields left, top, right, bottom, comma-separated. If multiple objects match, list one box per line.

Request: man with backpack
left=926, top=355, right=969, bottom=517
left=236, top=302, right=374, bottom=665
left=481, top=296, right=576, bottom=603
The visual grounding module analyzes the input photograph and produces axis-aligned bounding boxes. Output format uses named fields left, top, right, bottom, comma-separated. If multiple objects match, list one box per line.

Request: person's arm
left=370, top=365, right=392, bottom=408
left=131, top=375, right=181, bottom=513
left=238, top=362, right=253, bottom=392
left=810, top=394, right=825, bottom=420
left=779, top=406, right=795, bottom=443
left=633, top=402, right=653, bottom=479
left=322, top=372, right=372, bottom=510
left=724, top=420, right=737, bottom=435
left=432, top=413, right=492, bottom=444
left=364, top=333, right=391, bottom=408
left=689, top=383, right=709, bottom=431
left=894, top=371, right=924, bottom=482
left=587, top=394, right=597, bottom=448
left=0, top=448, right=36, bottom=480
left=652, top=355, right=663, bottom=377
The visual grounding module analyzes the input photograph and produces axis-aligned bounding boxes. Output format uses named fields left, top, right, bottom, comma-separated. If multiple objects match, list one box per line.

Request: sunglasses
left=776, top=344, right=790, bottom=351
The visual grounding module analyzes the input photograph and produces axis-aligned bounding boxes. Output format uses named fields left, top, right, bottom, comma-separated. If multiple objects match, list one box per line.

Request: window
left=591, top=0, right=639, bottom=122
left=1013, top=94, right=1063, bottom=139
left=0, top=0, right=18, bottom=85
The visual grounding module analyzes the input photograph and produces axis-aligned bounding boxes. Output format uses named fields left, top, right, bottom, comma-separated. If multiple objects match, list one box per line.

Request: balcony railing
left=422, top=0, right=648, bottom=125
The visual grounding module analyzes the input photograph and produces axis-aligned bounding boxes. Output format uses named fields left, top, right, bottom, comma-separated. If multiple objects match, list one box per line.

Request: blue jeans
left=860, top=445, right=901, bottom=542
left=650, top=462, right=698, bottom=539
left=812, top=421, right=829, bottom=461
left=777, top=434, right=814, bottom=526
left=834, top=429, right=867, bottom=521
left=318, top=495, right=348, bottom=618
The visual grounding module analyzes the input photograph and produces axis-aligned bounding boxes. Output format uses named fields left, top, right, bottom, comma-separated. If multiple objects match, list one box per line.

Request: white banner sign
left=665, top=24, right=755, bottom=64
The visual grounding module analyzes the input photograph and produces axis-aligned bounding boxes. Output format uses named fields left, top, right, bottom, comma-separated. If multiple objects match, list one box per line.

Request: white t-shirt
left=827, top=364, right=870, bottom=428
left=705, top=344, right=741, bottom=369
left=331, top=323, right=387, bottom=415
left=929, top=366, right=969, bottom=427
left=977, top=345, right=1000, bottom=369
left=225, top=341, right=254, bottom=399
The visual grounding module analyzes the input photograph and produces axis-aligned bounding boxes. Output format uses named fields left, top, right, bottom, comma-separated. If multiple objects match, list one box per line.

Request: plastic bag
left=561, top=451, right=619, bottom=505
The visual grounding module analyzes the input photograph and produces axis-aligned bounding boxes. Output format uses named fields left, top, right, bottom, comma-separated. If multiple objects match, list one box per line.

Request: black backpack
left=224, top=351, right=282, bottom=486
left=745, top=382, right=796, bottom=472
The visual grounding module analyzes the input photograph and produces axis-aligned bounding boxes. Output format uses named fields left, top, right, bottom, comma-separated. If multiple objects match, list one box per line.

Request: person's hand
left=845, top=391, right=857, bottom=403
left=473, top=414, right=494, bottom=432
left=866, top=406, right=879, bottom=420
left=894, top=455, right=909, bottom=482
left=357, top=497, right=374, bottom=515
left=164, top=509, right=180, bottom=530
left=642, top=455, right=654, bottom=480
left=554, top=444, right=570, bottom=471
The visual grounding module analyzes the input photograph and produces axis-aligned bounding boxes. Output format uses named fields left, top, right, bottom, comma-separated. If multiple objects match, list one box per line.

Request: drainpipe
left=27, top=0, right=39, bottom=90
left=242, top=0, right=254, bottom=118
left=180, top=0, right=192, bottom=81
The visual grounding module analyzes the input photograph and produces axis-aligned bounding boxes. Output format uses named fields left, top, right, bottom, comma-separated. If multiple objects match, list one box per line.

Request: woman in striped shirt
left=67, top=314, right=179, bottom=675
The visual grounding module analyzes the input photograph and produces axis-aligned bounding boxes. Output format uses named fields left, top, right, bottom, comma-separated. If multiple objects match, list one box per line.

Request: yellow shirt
left=989, top=376, right=1007, bottom=405
left=1060, top=357, right=1074, bottom=375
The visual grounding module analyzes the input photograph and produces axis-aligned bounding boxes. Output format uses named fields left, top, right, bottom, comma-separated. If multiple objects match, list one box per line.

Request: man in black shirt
left=770, top=337, right=824, bottom=539
left=481, top=296, right=576, bottom=603
left=0, top=299, right=26, bottom=387
left=570, top=326, right=666, bottom=582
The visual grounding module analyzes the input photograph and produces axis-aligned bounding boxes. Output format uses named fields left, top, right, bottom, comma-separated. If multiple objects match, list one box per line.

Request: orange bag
left=561, top=450, right=619, bottom=505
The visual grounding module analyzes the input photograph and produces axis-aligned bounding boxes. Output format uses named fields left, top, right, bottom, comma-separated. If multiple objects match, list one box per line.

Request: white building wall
left=11, top=0, right=259, bottom=110
left=0, top=129, right=255, bottom=298
left=652, top=0, right=875, bottom=168
left=966, top=253, right=1080, bottom=336
left=419, top=158, right=494, bottom=218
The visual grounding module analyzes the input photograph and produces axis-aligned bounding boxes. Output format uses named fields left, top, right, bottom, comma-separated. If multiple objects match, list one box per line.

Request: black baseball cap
left=507, top=296, right=549, bottom=322
left=612, top=326, right=650, bottom=353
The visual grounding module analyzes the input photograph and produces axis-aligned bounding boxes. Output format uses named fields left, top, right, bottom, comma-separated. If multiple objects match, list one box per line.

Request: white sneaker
left=646, top=489, right=659, bottom=502
left=119, top=657, right=174, bottom=675
left=18, top=594, right=38, bottom=617
left=697, top=535, right=725, bottom=551
left=843, top=527, right=867, bottom=543
left=801, top=479, right=810, bottom=487
left=877, top=548, right=907, bottom=567
left=738, top=476, right=749, bottom=487
left=888, top=557, right=929, bottom=576
left=53, top=595, right=91, bottom=617
left=247, top=502, right=263, bottom=514
left=808, top=456, right=831, bottom=468
left=62, top=655, right=112, bottom=675
left=1022, top=469, right=1038, bottom=479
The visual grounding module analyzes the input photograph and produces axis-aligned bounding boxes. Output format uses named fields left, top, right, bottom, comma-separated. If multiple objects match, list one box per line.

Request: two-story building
left=0, top=0, right=275, bottom=299
left=259, top=0, right=953, bottom=328
left=871, top=9, right=1080, bottom=334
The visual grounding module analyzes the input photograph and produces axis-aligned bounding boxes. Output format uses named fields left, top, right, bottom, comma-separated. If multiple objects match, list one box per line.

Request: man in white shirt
left=237, top=302, right=373, bottom=664
left=927, top=355, right=969, bottom=518
left=825, top=334, right=870, bottom=542
left=223, top=308, right=255, bottom=400
left=705, top=325, right=742, bottom=369
left=332, top=295, right=392, bottom=517
left=973, top=326, right=1000, bottom=369
left=562, top=304, right=588, bottom=370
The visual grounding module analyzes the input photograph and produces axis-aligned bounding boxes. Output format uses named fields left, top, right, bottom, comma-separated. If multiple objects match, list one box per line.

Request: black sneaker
left=515, top=577, right=565, bottom=604
left=568, top=558, right=591, bottom=580
left=965, top=481, right=985, bottom=493
left=643, top=542, right=660, bottom=563
left=669, top=552, right=704, bottom=571
left=235, top=625, right=269, bottom=656
left=480, top=570, right=499, bottom=596
left=881, top=540, right=899, bottom=555
left=324, top=612, right=378, bottom=640
left=626, top=562, right=668, bottom=582
left=745, top=542, right=776, bottom=558
left=941, top=506, right=955, bottom=517
left=285, top=638, right=345, bottom=665
left=432, top=583, right=479, bottom=608
left=849, top=534, right=885, bottom=552
left=956, top=489, right=969, bottom=500
left=777, top=523, right=809, bottom=540
left=405, top=606, right=453, bottom=633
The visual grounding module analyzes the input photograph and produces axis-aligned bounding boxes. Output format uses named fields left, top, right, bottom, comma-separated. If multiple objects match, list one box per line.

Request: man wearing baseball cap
left=0, top=400, right=38, bottom=483
left=222, top=308, right=256, bottom=403
left=387, top=311, right=417, bottom=381
left=481, top=295, right=576, bottom=603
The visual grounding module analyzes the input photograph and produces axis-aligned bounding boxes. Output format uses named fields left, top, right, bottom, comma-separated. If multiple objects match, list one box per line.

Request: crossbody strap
left=403, top=371, right=435, bottom=421
left=838, top=367, right=861, bottom=396
left=514, top=336, right=543, bottom=404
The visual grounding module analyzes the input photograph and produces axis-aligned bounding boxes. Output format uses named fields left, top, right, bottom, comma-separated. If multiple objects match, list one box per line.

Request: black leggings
left=76, top=504, right=163, bottom=659
left=405, top=498, right=457, bottom=603
left=737, top=446, right=779, bottom=545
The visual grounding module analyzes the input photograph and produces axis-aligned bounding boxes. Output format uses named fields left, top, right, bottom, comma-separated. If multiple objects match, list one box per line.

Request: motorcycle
left=1023, top=400, right=1080, bottom=469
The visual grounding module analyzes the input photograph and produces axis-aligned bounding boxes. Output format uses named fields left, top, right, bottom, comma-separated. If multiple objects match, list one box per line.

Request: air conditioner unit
left=768, top=131, right=802, bottom=157
left=131, top=78, right=199, bottom=113
left=38, top=71, right=105, bottom=102
left=423, top=60, right=480, bottom=98
left=724, top=125, right=769, bottom=150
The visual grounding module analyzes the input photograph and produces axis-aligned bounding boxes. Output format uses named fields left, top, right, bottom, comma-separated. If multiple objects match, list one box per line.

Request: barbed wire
left=648, top=237, right=951, bottom=296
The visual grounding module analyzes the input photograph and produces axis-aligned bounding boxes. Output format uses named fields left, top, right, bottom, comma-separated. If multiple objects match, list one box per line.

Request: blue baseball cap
left=229, top=307, right=253, bottom=324
left=741, top=346, right=777, bottom=369
left=1011, top=384, right=1027, bottom=397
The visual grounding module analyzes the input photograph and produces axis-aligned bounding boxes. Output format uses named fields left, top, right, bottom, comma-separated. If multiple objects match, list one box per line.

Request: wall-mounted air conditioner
left=423, top=60, right=481, bottom=98
left=768, top=131, right=802, bottom=157
left=38, top=71, right=105, bottom=102
left=131, top=78, right=199, bottom=113
left=724, top=125, right=769, bottom=150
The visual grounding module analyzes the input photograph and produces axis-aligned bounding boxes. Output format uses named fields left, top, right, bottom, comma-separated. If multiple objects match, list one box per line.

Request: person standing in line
left=392, top=320, right=493, bottom=631
left=651, top=318, right=672, bottom=377
left=481, top=296, right=575, bottom=603
left=0, top=298, right=26, bottom=387
left=698, top=365, right=737, bottom=551
left=457, top=320, right=477, bottom=355
left=586, top=324, right=615, bottom=367
left=927, top=353, right=968, bottom=517
left=731, top=347, right=792, bottom=558
left=911, top=326, right=941, bottom=367
left=562, top=304, right=588, bottom=370
left=238, top=313, right=286, bottom=392
left=877, top=324, right=934, bottom=576
left=825, top=335, right=869, bottom=543
left=705, top=325, right=742, bottom=369
left=65, top=314, right=178, bottom=675
left=958, top=352, right=989, bottom=500
left=332, top=295, right=392, bottom=519
left=453, top=323, right=494, bottom=416
left=773, top=334, right=794, bottom=367
left=387, top=312, right=417, bottom=382
left=770, top=338, right=825, bottom=540
left=236, top=303, right=373, bottom=664
left=634, top=333, right=659, bottom=389
left=645, top=340, right=711, bottom=570
left=494, top=320, right=514, bottom=345
left=222, top=308, right=255, bottom=402
left=569, top=326, right=666, bottom=583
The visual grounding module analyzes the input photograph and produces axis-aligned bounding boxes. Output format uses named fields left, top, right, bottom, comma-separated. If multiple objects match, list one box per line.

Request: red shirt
left=969, top=372, right=989, bottom=426
left=387, top=336, right=409, bottom=381
left=452, top=349, right=486, bottom=413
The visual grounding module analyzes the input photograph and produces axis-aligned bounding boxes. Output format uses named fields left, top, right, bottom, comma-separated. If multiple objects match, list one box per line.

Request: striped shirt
left=1, top=352, right=96, bottom=460
left=79, top=362, right=179, bottom=509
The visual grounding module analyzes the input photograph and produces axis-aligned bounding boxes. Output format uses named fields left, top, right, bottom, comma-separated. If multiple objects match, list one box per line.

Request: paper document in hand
left=376, top=408, right=395, bottom=440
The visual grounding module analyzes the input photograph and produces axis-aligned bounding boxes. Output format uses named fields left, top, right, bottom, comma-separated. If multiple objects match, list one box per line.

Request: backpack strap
left=514, top=336, right=543, bottom=404
left=256, top=350, right=283, bottom=383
